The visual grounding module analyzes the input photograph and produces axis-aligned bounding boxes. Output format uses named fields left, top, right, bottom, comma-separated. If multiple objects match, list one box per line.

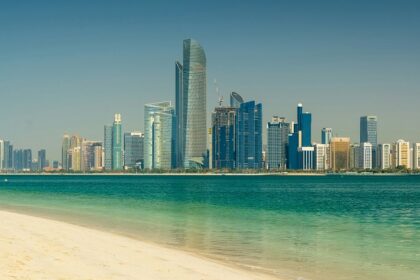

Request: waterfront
left=0, top=175, right=419, bottom=280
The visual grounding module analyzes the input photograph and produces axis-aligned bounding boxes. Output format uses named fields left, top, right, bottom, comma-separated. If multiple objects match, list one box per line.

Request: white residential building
left=314, top=143, right=329, bottom=171
left=359, top=142, right=373, bottom=170
left=378, top=144, right=392, bottom=170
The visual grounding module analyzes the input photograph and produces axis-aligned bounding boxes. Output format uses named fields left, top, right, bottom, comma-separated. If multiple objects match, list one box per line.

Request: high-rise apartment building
left=350, top=143, right=360, bottom=169
left=360, top=116, right=378, bottom=168
left=330, top=137, right=350, bottom=171
left=211, top=107, right=236, bottom=169
left=144, top=102, right=174, bottom=170
left=393, top=140, right=411, bottom=169
left=177, top=39, right=207, bottom=168
left=124, top=132, right=144, bottom=169
left=267, top=116, right=290, bottom=170
left=81, top=141, right=102, bottom=171
left=314, top=143, right=329, bottom=171
left=321, top=128, right=333, bottom=145
left=359, top=142, right=373, bottom=170
left=236, top=100, right=263, bottom=169
left=378, top=144, right=392, bottom=170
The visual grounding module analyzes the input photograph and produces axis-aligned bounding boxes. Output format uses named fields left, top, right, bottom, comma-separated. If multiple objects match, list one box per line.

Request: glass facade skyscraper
left=175, top=61, right=184, bottom=168
left=112, top=114, right=123, bottom=170
left=144, top=102, right=174, bottom=170
left=230, top=92, right=244, bottom=108
left=288, top=103, right=312, bottom=169
left=236, top=100, right=263, bottom=169
left=182, top=39, right=207, bottom=168
left=267, top=116, right=289, bottom=170
left=62, top=134, right=70, bottom=171
left=124, top=132, right=144, bottom=169
left=104, top=125, right=113, bottom=171
left=360, top=116, right=378, bottom=168
left=211, top=107, right=236, bottom=169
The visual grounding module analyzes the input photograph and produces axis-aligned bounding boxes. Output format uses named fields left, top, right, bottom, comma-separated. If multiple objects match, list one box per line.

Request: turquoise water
left=0, top=175, right=419, bottom=280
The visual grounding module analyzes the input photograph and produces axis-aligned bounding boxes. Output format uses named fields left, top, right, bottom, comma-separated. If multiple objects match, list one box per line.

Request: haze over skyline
left=1, top=0, right=419, bottom=160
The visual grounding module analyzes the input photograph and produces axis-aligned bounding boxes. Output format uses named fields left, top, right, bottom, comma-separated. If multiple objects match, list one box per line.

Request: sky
left=1, top=0, right=419, bottom=161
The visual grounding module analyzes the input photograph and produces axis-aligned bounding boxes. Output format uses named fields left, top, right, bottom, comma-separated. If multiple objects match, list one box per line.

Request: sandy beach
left=0, top=210, right=278, bottom=280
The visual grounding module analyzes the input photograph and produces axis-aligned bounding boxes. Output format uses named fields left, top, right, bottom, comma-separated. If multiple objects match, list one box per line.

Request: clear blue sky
left=1, top=0, right=419, bottom=161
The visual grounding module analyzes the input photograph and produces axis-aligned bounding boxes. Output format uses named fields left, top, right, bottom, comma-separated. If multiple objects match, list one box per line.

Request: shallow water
left=0, top=175, right=419, bottom=280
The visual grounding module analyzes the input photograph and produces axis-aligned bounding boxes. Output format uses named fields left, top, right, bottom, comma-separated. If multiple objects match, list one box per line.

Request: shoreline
left=0, top=210, right=280, bottom=280
left=0, top=172, right=418, bottom=176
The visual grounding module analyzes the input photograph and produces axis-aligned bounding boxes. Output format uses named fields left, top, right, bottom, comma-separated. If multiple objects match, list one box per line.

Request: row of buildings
left=0, top=140, right=53, bottom=171
left=2, top=38, right=420, bottom=172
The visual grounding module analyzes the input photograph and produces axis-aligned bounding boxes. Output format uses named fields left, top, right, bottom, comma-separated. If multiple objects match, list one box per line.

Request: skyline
left=1, top=1, right=420, bottom=160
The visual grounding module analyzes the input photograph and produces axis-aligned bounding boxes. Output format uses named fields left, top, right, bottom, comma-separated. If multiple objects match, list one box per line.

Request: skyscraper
left=104, top=125, right=113, bottom=171
left=38, top=149, right=47, bottom=170
left=144, top=102, right=174, bottom=170
left=267, top=116, right=290, bottom=170
left=236, top=100, right=263, bottom=169
left=182, top=39, right=207, bottom=168
left=124, top=132, right=144, bottom=169
left=287, top=132, right=299, bottom=170
left=360, top=116, right=378, bottom=168
left=330, top=137, right=350, bottom=171
left=3, top=141, right=13, bottom=170
left=211, top=107, right=236, bottom=169
left=288, top=103, right=312, bottom=169
left=175, top=61, right=184, bottom=168
left=112, top=114, right=123, bottom=170
left=62, top=134, right=70, bottom=171
left=0, top=140, right=4, bottom=170
left=321, top=128, right=333, bottom=145
left=230, top=92, right=244, bottom=108
left=22, top=149, right=32, bottom=171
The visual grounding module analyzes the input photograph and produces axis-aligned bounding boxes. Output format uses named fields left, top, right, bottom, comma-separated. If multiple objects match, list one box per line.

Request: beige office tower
left=71, top=146, right=82, bottom=171
left=392, top=139, right=411, bottom=169
left=330, top=137, right=351, bottom=171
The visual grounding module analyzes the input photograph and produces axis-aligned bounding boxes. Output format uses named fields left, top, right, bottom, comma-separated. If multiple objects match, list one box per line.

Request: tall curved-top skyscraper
left=182, top=39, right=207, bottom=168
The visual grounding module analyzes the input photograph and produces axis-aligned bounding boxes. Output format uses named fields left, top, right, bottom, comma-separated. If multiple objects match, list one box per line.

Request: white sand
left=0, top=210, right=278, bottom=280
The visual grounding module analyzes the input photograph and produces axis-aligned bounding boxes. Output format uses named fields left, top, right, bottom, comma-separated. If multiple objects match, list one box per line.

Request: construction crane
left=214, top=79, right=223, bottom=107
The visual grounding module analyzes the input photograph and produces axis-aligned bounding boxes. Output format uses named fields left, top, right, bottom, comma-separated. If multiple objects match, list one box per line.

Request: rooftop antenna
left=214, top=79, right=223, bottom=107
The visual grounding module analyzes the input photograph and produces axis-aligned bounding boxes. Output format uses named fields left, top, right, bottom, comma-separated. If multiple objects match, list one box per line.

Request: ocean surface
left=0, top=175, right=419, bottom=280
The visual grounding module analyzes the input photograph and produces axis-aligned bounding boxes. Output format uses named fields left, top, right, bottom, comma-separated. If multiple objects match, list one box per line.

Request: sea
left=0, top=175, right=419, bottom=280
